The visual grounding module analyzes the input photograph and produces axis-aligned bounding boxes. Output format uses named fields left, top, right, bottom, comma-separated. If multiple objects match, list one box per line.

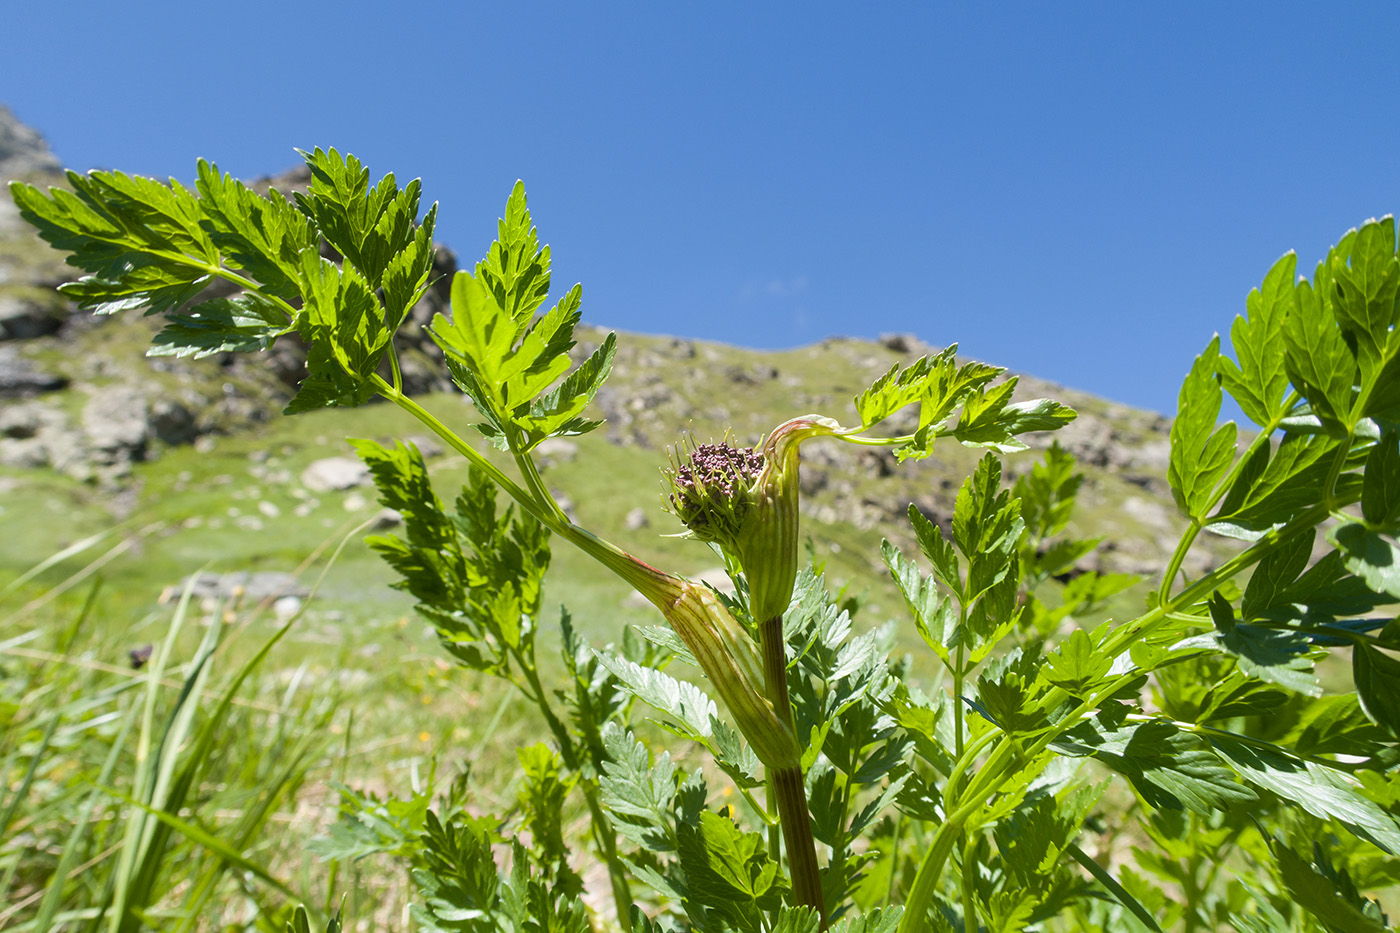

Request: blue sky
left=5, top=2, right=1399, bottom=415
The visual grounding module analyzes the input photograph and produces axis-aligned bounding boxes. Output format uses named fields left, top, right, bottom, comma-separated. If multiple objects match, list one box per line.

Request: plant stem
left=885, top=812, right=905, bottom=907
left=373, top=377, right=557, bottom=529
left=953, top=644, right=966, bottom=761
left=960, top=835, right=979, bottom=933
left=773, top=765, right=825, bottom=924
left=520, top=662, right=634, bottom=932
left=759, top=614, right=826, bottom=927
left=1157, top=521, right=1200, bottom=609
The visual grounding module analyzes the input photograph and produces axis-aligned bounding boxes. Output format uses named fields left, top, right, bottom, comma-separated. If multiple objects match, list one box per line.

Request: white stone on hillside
left=301, top=456, right=369, bottom=492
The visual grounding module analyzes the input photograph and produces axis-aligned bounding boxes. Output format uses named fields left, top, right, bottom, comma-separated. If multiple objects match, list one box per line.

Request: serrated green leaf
left=1354, top=642, right=1400, bottom=737
left=1283, top=277, right=1359, bottom=431
left=920, top=352, right=1003, bottom=429
left=284, top=339, right=377, bottom=414
left=1220, top=252, right=1296, bottom=426
left=907, top=504, right=961, bottom=596
left=1362, top=430, right=1400, bottom=526
left=1330, top=217, right=1400, bottom=391
left=357, top=178, right=426, bottom=288
left=853, top=355, right=937, bottom=428
left=480, top=180, right=552, bottom=324
left=773, top=907, right=822, bottom=933
left=1055, top=714, right=1255, bottom=814
left=596, top=653, right=718, bottom=741
left=1014, top=441, right=1083, bottom=540
left=1212, top=432, right=1347, bottom=534
left=1211, top=737, right=1400, bottom=852
left=195, top=159, right=316, bottom=300
left=1209, top=592, right=1321, bottom=695
left=1044, top=628, right=1112, bottom=694
left=599, top=724, right=682, bottom=854
left=1241, top=529, right=1313, bottom=619
left=1169, top=337, right=1238, bottom=519
left=883, top=539, right=957, bottom=665
left=1273, top=842, right=1387, bottom=933
left=299, top=249, right=388, bottom=379
left=14, top=170, right=220, bottom=314
left=1195, top=671, right=1288, bottom=723
left=295, top=147, right=423, bottom=288
left=518, top=330, right=617, bottom=448
left=148, top=292, right=290, bottom=359
left=1331, top=521, right=1400, bottom=600
left=831, top=907, right=904, bottom=932
left=78, top=169, right=217, bottom=263
left=381, top=214, right=437, bottom=332
left=411, top=810, right=502, bottom=933
left=429, top=270, right=516, bottom=413
left=676, top=810, right=785, bottom=919
left=952, top=377, right=1062, bottom=453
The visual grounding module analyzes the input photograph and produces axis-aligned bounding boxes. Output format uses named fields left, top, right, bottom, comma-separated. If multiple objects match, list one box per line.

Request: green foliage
left=848, top=344, right=1075, bottom=461
left=17, top=152, right=1400, bottom=933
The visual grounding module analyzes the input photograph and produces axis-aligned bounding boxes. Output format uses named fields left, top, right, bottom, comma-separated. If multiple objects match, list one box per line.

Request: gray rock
left=370, top=508, right=402, bottom=530
left=0, top=401, right=43, bottom=438
left=535, top=437, right=579, bottom=464
left=300, top=456, right=369, bottom=492
left=0, top=292, right=64, bottom=340
left=171, top=571, right=310, bottom=604
left=82, top=386, right=150, bottom=463
left=404, top=434, right=445, bottom=458
left=878, top=333, right=929, bottom=354
left=0, top=347, right=67, bottom=397
left=624, top=507, right=650, bottom=530
left=149, top=398, right=197, bottom=445
left=0, top=105, right=61, bottom=182
left=0, top=436, right=47, bottom=468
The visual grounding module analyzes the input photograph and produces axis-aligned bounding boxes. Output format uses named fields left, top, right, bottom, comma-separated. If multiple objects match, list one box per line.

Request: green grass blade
left=0, top=712, right=61, bottom=902
left=0, top=711, right=59, bottom=840
left=95, top=788, right=306, bottom=904
left=106, top=573, right=212, bottom=933
left=30, top=709, right=138, bottom=933
left=0, top=529, right=113, bottom=601
left=1067, top=841, right=1164, bottom=932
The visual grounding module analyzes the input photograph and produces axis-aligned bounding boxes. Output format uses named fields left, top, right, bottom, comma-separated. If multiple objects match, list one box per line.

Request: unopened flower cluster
left=668, top=442, right=765, bottom=541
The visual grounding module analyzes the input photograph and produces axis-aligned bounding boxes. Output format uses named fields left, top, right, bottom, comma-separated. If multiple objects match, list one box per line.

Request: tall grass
left=0, top=526, right=369, bottom=932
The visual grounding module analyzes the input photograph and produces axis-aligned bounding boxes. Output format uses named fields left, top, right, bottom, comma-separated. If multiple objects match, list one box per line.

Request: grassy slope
left=0, top=333, right=1170, bottom=626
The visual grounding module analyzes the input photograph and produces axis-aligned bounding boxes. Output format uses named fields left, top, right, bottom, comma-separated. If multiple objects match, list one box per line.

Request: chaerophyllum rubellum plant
left=14, top=149, right=1400, bottom=933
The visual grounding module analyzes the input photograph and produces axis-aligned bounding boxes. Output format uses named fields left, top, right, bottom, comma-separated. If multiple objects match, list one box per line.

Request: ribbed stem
left=759, top=615, right=825, bottom=927
left=759, top=616, right=791, bottom=714
left=773, top=765, right=825, bottom=924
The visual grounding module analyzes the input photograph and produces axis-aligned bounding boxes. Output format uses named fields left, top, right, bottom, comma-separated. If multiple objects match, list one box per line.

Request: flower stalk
left=664, top=416, right=840, bottom=925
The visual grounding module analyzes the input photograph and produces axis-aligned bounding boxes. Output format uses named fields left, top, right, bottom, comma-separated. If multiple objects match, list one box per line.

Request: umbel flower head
left=666, top=439, right=766, bottom=544
left=666, top=418, right=840, bottom=623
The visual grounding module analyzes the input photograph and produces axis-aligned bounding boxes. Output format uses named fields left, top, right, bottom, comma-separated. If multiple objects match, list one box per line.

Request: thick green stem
left=759, top=615, right=826, bottom=927
left=773, top=765, right=825, bottom=924
left=758, top=617, right=792, bottom=716
left=897, top=813, right=966, bottom=933
left=373, top=377, right=558, bottom=531
left=960, top=835, right=979, bottom=933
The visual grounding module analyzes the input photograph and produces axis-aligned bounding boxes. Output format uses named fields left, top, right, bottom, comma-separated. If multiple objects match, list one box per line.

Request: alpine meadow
left=8, top=143, right=1400, bottom=933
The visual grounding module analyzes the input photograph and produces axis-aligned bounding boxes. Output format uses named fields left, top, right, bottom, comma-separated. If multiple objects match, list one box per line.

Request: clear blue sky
left=5, top=2, right=1399, bottom=415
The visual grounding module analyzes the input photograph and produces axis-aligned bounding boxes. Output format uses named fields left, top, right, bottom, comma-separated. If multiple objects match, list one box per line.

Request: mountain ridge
left=0, top=106, right=1214, bottom=614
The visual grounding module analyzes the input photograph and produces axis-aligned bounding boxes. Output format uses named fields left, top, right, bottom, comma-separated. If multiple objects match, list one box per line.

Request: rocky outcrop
left=0, top=105, right=1226, bottom=580
left=0, top=346, right=66, bottom=397
left=0, top=109, right=462, bottom=480
left=0, top=105, right=61, bottom=182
